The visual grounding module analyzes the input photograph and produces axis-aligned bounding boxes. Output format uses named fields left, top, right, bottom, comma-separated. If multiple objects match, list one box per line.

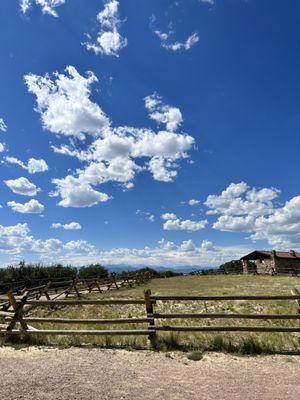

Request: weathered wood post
left=144, top=289, right=157, bottom=350
left=112, top=274, right=119, bottom=290
left=291, top=288, right=300, bottom=328
left=72, top=279, right=80, bottom=298
left=5, top=292, right=28, bottom=341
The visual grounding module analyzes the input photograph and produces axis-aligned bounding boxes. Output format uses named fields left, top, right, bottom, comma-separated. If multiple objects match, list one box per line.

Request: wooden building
left=240, top=250, right=300, bottom=275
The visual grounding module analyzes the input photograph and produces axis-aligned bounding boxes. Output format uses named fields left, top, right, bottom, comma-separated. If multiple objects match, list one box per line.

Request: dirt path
left=0, top=347, right=299, bottom=400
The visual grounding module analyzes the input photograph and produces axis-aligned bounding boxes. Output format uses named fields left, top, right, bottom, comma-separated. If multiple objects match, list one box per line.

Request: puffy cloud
left=136, top=210, right=155, bottom=222
left=0, top=222, right=96, bottom=260
left=212, top=215, right=255, bottom=232
left=24, top=66, right=110, bottom=140
left=0, top=118, right=7, bottom=132
left=7, top=199, right=44, bottom=214
left=199, top=0, right=214, bottom=4
left=83, top=0, right=127, bottom=57
left=144, top=94, right=183, bottom=132
left=250, top=196, right=300, bottom=248
left=51, top=222, right=82, bottom=230
left=207, top=182, right=300, bottom=249
left=162, top=214, right=208, bottom=231
left=51, top=175, right=110, bottom=208
left=180, top=239, right=196, bottom=252
left=188, top=199, right=200, bottom=206
left=4, top=177, right=40, bottom=196
left=25, top=66, right=194, bottom=207
left=205, top=182, right=278, bottom=216
left=0, top=143, right=5, bottom=153
left=75, top=239, right=252, bottom=268
left=5, top=156, right=48, bottom=174
left=161, top=213, right=177, bottom=221
left=154, top=30, right=199, bottom=52
left=20, top=0, right=65, bottom=17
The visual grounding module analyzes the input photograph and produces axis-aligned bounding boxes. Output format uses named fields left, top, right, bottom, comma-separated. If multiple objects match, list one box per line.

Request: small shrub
left=187, top=351, right=203, bottom=361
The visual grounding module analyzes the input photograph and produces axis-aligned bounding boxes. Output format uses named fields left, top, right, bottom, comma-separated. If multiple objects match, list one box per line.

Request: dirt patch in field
left=0, top=346, right=299, bottom=400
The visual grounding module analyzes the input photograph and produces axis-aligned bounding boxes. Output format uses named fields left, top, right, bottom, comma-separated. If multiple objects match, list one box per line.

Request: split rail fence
left=0, top=273, right=151, bottom=312
left=1, top=288, right=300, bottom=348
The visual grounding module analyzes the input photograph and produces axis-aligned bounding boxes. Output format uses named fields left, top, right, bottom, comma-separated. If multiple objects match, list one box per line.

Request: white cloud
left=136, top=210, right=155, bottom=222
left=5, top=156, right=48, bottom=174
left=204, top=182, right=279, bottom=216
left=162, top=213, right=208, bottom=231
left=4, top=177, right=40, bottom=196
left=20, top=0, right=65, bottom=17
left=51, top=222, right=82, bottom=230
left=7, top=199, right=44, bottom=214
left=71, top=239, right=251, bottom=268
left=25, top=66, right=194, bottom=207
left=24, top=66, right=110, bottom=140
left=161, top=212, right=177, bottom=221
left=0, top=118, right=7, bottom=132
left=154, top=30, right=199, bottom=52
left=144, top=93, right=183, bottom=132
left=206, top=182, right=300, bottom=249
left=51, top=175, right=110, bottom=208
left=199, top=0, right=215, bottom=5
left=0, top=222, right=96, bottom=260
left=212, top=215, right=255, bottom=232
left=83, top=0, right=127, bottom=57
left=188, top=199, right=200, bottom=206
left=0, top=143, right=5, bottom=153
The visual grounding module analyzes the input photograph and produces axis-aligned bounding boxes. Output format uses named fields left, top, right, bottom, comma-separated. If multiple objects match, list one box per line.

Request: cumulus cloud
left=187, top=199, right=200, bottom=206
left=51, top=222, right=82, bottom=230
left=136, top=210, right=155, bottom=222
left=206, top=182, right=300, bottom=249
left=0, top=143, right=5, bottom=153
left=161, top=213, right=177, bottom=221
left=212, top=215, right=255, bottom=232
left=51, top=176, right=110, bottom=208
left=205, top=182, right=279, bottom=216
left=153, top=29, right=199, bottom=52
left=7, top=199, right=44, bottom=214
left=5, top=156, right=48, bottom=174
left=144, top=93, right=183, bottom=132
left=4, top=177, right=40, bottom=196
left=20, top=0, right=66, bottom=17
left=24, top=66, right=110, bottom=140
left=0, top=222, right=96, bottom=259
left=73, top=239, right=252, bottom=268
left=25, top=66, right=194, bottom=207
left=83, top=0, right=127, bottom=57
left=199, top=0, right=215, bottom=5
left=162, top=213, right=208, bottom=231
left=0, top=118, right=7, bottom=132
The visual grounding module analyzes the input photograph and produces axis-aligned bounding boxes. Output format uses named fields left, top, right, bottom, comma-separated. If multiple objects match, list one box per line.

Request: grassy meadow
left=1, top=275, right=300, bottom=353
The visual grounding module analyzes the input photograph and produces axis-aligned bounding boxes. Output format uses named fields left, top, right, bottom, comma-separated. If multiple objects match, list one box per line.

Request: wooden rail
left=1, top=288, right=300, bottom=349
left=0, top=272, right=151, bottom=312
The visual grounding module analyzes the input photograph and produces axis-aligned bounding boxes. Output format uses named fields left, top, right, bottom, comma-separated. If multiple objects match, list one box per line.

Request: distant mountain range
left=105, top=264, right=210, bottom=274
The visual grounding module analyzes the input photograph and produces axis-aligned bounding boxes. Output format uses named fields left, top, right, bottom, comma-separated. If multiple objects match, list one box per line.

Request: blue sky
left=1, top=0, right=300, bottom=268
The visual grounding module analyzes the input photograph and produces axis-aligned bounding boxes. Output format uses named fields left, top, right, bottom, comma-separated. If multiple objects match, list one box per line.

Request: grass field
left=2, top=275, right=300, bottom=353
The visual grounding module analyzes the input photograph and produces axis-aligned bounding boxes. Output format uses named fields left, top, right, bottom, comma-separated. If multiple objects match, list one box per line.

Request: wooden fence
left=1, top=288, right=300, bottom=348
left=0, top=272, right=151, bottom=312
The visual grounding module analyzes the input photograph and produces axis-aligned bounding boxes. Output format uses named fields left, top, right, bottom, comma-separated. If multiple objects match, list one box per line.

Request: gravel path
left=0, top=347, right=299, bottom=400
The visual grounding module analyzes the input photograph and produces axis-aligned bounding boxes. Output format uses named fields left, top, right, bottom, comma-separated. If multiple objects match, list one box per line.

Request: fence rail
left=0, top=273, right=151, bottom=312
left=1, top=288, right=300, bottom=348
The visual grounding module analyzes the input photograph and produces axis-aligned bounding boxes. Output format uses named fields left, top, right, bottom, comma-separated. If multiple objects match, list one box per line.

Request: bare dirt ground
left=0, top=347, right=299, bottom=400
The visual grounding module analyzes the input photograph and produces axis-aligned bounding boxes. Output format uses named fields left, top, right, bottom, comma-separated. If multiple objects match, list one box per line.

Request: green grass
left=1, top=275, right=300, bottom=353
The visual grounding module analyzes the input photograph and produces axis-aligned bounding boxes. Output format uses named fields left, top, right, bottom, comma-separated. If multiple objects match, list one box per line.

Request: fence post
left=112, top=274, right=119, bottom=290
left=291, top=288, right=300, bottom=328
left=72, top=279, right=80, bottom=298
left=144, top=289, right=157, bottom=350
left=5, top=292, right=28, bottom=341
